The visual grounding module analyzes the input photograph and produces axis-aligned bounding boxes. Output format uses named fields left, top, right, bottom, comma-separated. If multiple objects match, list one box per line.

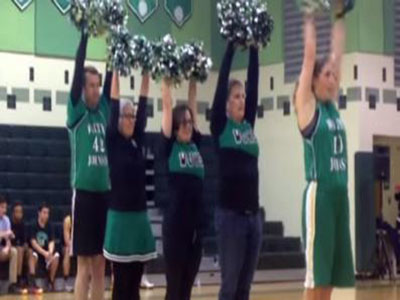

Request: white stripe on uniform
left=305, top=181, right=317, bottom=289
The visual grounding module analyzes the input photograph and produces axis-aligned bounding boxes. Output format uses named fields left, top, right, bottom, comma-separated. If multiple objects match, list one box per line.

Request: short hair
left=0, top=195, right=7, bottom=205
left=38, top=203, right=50, bottom=212
left=13, top=201, right=23, bottom=209
left=83, top=66, right=100, bottom=85
left=172, top=104, right=194, bottom=136
left=227, top=79, right=244, bottom=100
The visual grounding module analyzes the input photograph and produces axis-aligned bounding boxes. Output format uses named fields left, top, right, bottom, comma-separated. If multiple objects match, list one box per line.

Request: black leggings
left=163, top=234, right=202, bottom=300
left=112, top=262, right=144, bottom=300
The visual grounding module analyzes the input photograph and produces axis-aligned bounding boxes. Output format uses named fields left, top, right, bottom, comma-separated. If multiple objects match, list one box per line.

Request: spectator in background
left=28, top=203, right=59, bottom=293
left=63, top=214, right=74, bottom=292
left=0, top=196, right=20, bottom=294
left=10, top=201, right=28, bottom=294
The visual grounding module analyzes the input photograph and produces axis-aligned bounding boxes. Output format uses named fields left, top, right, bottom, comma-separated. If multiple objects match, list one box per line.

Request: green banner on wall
left=12, top=0, right=33, bottom=11
left=164, top=0, right=191, bottom=27
left=127, top=0, right=158, bottom=23
left=52, top=0, right=71, bottom=14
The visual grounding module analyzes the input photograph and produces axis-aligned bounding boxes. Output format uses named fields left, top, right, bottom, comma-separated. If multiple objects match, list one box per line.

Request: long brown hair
left=172, top=104, right=194, bottom=137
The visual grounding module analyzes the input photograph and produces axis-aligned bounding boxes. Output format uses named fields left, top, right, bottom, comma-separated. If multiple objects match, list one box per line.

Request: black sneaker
left=8, top=283, right=28, bottom=295
left=28, top=279, right=43, bottom=295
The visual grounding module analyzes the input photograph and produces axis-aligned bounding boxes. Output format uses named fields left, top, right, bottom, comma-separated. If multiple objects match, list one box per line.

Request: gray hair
left=118, top=98, right=135, bottom=132
left=119, top=98, right=134, bottom=115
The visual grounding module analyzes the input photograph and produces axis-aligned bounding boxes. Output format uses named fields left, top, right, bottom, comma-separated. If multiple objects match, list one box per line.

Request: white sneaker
left=140, top=275, right=155, bottom=289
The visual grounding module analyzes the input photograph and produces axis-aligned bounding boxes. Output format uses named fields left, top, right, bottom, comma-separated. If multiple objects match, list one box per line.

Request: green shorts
left=302, top=181, right=355, bottom=288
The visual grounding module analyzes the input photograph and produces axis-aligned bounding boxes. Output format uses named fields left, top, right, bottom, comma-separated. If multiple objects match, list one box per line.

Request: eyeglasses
left=121, top=113, right=136, bottom=120
left=181, top=119, right=194, bottom=127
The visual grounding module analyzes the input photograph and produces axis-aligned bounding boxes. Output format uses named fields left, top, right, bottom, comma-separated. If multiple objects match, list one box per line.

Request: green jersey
left=67, top=94, right=111, bottom=192
left=303, top=102, right=348, bottom=189
left=219, top=118, right=259, bottom=158
left=168, top=141, right=205, bottom=179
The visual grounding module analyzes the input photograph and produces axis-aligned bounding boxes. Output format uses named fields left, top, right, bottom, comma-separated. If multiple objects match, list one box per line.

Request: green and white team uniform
left=67, top=94, right=111, bottom=192
left=302, top=101, right=355, bottom=288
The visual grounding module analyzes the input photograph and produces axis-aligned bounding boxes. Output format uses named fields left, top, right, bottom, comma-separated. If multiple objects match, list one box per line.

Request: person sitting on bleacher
left=0, top=196, right=20, bottom=294
left=28, top=203, right=59, bottom=293
left=10, top=201, right=28, bottom=294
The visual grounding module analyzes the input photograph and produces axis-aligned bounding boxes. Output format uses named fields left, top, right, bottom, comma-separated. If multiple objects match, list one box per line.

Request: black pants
left=163, top=233, right=202, bottom=300
left=112, top=262, right=144, bottom=300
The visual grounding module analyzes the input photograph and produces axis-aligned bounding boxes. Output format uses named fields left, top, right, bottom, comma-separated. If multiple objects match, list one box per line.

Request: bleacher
left=0, top=124, right=304, bottom=281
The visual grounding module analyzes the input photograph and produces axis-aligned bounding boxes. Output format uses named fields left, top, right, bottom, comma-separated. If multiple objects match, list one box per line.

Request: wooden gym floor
left=0, top=281, right=399, bottom=300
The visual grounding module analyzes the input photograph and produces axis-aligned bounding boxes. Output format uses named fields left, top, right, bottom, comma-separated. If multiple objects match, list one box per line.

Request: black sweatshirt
left=106, top=97, right=148, bottom=211
left=210, top=42, right=260, bottom=214
left=161, top=131, right=207, bottom=239
left=70, top=32, right=112, bottom=109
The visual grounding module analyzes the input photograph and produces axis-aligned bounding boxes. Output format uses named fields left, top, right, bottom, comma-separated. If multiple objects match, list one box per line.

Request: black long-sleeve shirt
left=106, top=97, right=148, bottom=211
left=210, top=43, right=260, bottom=214
left=70, top=33, right=112, bottom=108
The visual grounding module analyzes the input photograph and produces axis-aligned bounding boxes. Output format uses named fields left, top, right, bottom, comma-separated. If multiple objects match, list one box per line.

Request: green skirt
left=103, top=209, right=157, bottom=263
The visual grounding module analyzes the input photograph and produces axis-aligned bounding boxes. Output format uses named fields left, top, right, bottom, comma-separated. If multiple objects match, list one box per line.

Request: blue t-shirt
left=0, top=215, right=11, bottom=247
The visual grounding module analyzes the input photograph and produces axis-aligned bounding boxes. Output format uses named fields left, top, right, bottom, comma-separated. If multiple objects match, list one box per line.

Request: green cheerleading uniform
left=67, top=94, right=111, bottom=192
left=302, top=101, right=355, bottom=288
left=162, top=130, right=205, bottom=239
left=103, top=98, right=156, bottom=263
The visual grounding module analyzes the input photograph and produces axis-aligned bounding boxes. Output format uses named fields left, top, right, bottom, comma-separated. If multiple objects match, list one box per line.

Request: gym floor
left=0, top=281, right=399, bottom=300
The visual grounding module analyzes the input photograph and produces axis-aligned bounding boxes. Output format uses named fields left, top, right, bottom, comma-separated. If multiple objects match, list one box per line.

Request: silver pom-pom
left=70, top=0, right=127, bottom=37
left=151, top=34, right=182, bottom=85
left=298, top=0, right=330, bottom=14
left=179, top=42, right=213, bottom=83
left=217, top=0, right=274, bottom=48
left=107, top=26, right=133, bottom=76
left=130, top=35, right=154, bottom=74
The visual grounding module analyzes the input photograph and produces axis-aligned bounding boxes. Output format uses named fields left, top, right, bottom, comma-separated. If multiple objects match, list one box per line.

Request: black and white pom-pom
left=151, top=34, right=182, bottom=85
left=179, top=42, right=213, bottom=83
left=103, top=0, right=128, bottom=28
left=107, top=26, right=133, bottom=76
left=251, top=3, right=274, bottom=48
left=217, top=0, right=274, bottom=48
left=299, top=0, right=330, bottom=14
left=131, top=35, right=154, bottom=74
left=70, top=0, right=126, bottom=37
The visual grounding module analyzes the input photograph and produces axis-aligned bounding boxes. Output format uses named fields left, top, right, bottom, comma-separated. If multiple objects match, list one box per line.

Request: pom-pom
left=107, top=25, right=133, bottom=76
left=151, top=34, right=182, bottom=85
left=70, top=0, right=127, bottom=37
left=298, top=0, right=330, bottom=14
left=130, top=35, right=154, bottom=74
left=217, top=0, right=274, bottom=48
left=103, top=0, right=128, bottom=28
left=179, top=42, right=213, bottom=83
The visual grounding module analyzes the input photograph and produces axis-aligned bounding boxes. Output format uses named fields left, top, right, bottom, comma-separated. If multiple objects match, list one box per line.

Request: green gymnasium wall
left=0, top=0, right=396, bottom=66
left=0, top=1, right=35, bottom=54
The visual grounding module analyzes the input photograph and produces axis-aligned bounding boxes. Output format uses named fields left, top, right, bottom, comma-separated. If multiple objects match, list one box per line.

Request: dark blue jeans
left=215, top=208, right=263, bottom=300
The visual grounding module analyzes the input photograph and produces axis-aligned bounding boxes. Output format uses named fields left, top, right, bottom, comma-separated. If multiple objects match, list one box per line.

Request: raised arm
left=108, top=71, right=120, bottom=137
left=295, top=15, right=317, bottom=131
left=244, top=46, right=259, bottom=127
left=71, top=32, right=89, bottom=105
left=134, top=74, right=150, bottom=141
left=210, top=42, right=235, bottom=136
left=188, top=79, right=199, bottom=131
left=161, top=79, right=173, bottom=138
left=330, top=0, right=346, bottom=92
left=102, top=69, right=113, bottom=101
